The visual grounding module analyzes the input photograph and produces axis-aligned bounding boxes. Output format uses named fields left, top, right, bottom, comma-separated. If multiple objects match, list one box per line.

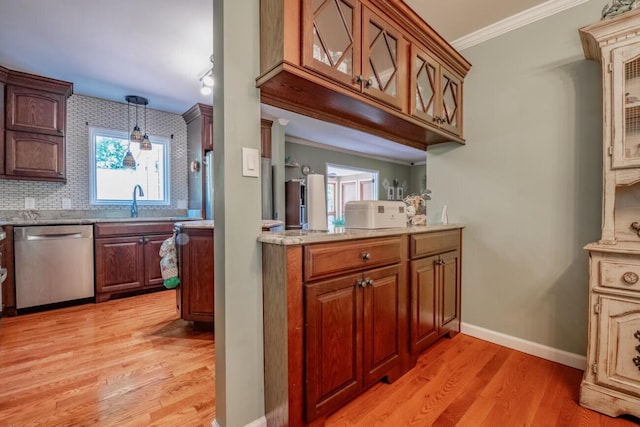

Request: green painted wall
left=427, top=1, right=605, bottom=355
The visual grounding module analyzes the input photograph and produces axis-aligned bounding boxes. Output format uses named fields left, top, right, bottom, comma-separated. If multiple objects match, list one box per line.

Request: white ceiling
left=0, top=0, right=567, bottom=164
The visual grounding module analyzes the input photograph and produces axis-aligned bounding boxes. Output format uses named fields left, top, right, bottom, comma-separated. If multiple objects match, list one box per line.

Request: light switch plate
left=25, top=197, right=35, bottom=209
left=62, top=198, right=71, bottom=209
left=242, top=147, right=260, bottom=178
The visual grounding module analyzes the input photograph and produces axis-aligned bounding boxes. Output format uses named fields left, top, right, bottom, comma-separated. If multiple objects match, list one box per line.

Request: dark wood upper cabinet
left=1, top=67, right=72, bottom=183
left=183, top=103, right=213, bottom=214
left=261, top=118, right=272, bottom=158
left=257, top=0, right=471, bottom=150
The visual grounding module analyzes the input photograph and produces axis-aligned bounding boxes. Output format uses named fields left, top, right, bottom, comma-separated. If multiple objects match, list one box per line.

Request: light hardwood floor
left=0, top=290, right=637, bottom=426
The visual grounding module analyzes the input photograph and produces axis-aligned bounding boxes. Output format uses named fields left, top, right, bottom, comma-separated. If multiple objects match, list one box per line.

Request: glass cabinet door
left=410, top=44, right=439, bottom=124
left=361, top=6, right=405, bottom=109
left=440, top=67, right=462, bottom=137
left=302, top=0, right=361, bottom=89
left=613, top=43, right=640, bottom=168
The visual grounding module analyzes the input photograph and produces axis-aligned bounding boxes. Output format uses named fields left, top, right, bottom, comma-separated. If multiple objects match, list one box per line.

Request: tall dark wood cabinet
left=285, top=180, right=306, bottom=229
left=183, top=103, right=213, bottom=216
left=261, top=118, right=272, bottom=159
left=2, top=68, right=72, bottom=182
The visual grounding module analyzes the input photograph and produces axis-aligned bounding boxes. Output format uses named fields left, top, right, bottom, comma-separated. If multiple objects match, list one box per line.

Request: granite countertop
left=0, top=216, right=201, bottom=226
left=0, top=209, right=201, bottom=226
left=258, top=223, right=464, bottom=245
left=174, top=220, right=284, bottom=230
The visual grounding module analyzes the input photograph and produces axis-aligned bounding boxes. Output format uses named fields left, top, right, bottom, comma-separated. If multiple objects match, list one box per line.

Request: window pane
left=91, top=127, right=169, bottom=205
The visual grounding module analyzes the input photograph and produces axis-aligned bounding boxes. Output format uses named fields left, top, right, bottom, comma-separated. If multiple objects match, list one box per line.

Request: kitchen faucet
left=131, top=185, right=144, bottom=218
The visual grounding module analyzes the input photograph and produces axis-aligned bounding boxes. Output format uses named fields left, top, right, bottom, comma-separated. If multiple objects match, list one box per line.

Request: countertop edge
left=257, top=223, right=464, bottom=245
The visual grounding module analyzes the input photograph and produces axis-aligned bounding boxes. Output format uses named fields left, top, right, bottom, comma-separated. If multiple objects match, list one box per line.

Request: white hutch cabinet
left=580, top=9, right=640, bottom=417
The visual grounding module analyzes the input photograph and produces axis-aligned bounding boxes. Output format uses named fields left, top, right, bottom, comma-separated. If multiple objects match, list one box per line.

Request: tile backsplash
left=0, top=94, right=188, bottom=212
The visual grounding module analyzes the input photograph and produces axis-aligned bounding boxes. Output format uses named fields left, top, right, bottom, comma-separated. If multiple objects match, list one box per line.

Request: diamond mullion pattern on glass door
left=440, top=68, right=461, bottom=135
left=362, top=7, right=403, bottom=109
left=305, top=0, right=360, bottom=88
left=412, top=47, right=437, bottom=123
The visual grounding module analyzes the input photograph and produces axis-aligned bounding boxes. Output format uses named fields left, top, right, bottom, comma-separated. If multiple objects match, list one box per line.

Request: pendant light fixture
left=140, top=100, right=152, bottom=151
left=122, top=96, right=136, bottom=169
left=126, top=95, right=146, bottom=143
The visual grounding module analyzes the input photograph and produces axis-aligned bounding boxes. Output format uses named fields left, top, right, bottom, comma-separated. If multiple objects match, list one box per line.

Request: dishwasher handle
left=26, top=232, right=84, bottom=240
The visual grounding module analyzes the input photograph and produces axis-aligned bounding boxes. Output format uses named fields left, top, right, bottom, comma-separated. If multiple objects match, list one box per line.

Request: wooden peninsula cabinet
left=257, top=0, right=471, bottom=150
left=0, top=225, right=16, bottom=316
left=94, top=222, right=174, bottom=302
left=260, top=226, right=463, bottom=426
left=175, top=225, right=214, bottom=325
left=1, top=67, right=72, bottom=182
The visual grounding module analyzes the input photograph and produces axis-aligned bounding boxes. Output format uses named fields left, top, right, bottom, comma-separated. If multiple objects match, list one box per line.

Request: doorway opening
left=326, top=163, right=379, bottom=226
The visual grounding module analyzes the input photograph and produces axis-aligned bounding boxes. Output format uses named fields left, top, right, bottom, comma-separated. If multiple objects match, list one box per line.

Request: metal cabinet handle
left=354, top=75, right=363, bottom=84
left=365, top=278, right=374, bottom=287
left=631, top=222, right=640, bottom=237
left=139, top=238, right=144, bottom=244
left=358, top=279, right=366, bottom=288
left=623, top=272, right=639, bottom=285
left=364, top=78, right=373, bottom=88
left=361, top=252, right=371, bottom=261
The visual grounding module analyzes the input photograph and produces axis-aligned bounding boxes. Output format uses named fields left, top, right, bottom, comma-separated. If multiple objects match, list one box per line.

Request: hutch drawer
left=600, top=256, right=640, bottom=292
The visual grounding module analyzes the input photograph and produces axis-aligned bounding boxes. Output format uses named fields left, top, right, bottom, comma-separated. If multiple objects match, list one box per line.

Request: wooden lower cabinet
left=262, top=228, right=462, bottom=426
left=305, top=263, right=404, bottom=420
left=94, top=222, right=174, bottom=302
left=176, top=227, right=214, bottom=324
left=410, top=232, right=461, bottom=355
left=0, top=225, right=16, bottom=316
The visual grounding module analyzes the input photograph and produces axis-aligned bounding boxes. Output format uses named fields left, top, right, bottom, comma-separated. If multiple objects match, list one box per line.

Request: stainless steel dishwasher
left=15, top=225, right=94, bottom=309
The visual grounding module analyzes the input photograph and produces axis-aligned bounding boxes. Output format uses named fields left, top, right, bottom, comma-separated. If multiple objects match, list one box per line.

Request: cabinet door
left=95, top=236, right=144, bottom=295
left=362, top=264, right=402, bottom=387
left=410, top=44, right=439, bottom=126
left=440, top=67, right=463, bottom=137
left=302, top=0, right=361, bottom=90
left=596, top=296, right=640, bottom=396
left=438, top=250, right=460, bottom=334
left=181, top=231, right=215, bottom=322
left=410, top=255, right=438, bottom=353
left=5, top=131, right=65, bottom=181
left=202, top=113, right=213, bottom=152
left=305, top=272, right=363, bottom=421
left=612, top=43, right=640, bottom=169
left=144, top=234, right=172, bottom=289
left=361, top=6, right=406, bottom=109
left=0, top=226, right=16, bottom=316
left=5, top=85, right=66, bottom=136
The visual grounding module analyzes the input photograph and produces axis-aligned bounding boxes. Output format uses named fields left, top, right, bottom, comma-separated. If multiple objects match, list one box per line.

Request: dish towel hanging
left=159, top=233, right=180, bottom=289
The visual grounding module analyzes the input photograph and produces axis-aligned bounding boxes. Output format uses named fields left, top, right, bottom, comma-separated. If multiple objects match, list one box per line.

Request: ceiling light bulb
left=203, top=73, right=214, bottom=87
left=200, top=84, right=212, bottom=96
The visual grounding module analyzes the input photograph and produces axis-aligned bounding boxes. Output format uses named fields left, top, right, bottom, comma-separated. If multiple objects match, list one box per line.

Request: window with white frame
left=89, top=127, right=170, bottom=205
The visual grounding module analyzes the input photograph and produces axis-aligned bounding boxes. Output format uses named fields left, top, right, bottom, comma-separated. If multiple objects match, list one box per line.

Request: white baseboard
left=212, top=417, right=267, bottom=427
left=245, top=416, right=267, bottom=427
left=461, top=323, right=586, bottom=370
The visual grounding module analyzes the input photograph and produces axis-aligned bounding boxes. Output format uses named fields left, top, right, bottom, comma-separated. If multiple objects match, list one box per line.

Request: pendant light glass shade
left=130, top=125, right=143, bottom=143
left=122, top=150, right=136, bottom=169
left=139, top=101, right=152, bottom=151
left=125, top=95, right=147, bottom=144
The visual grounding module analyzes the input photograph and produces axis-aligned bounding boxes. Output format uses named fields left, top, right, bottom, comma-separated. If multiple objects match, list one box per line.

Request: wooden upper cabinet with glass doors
left=302, top=0, right=405, bottom=109
left=410, top=44, right=463, bottom=137
left=257, top=0, right=471, bottom=149
left=613, top=43, right=640, bottom=168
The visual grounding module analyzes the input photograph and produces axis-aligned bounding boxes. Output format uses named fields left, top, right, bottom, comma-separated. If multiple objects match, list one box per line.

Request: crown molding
left=451, top=0, right=590, bottom=51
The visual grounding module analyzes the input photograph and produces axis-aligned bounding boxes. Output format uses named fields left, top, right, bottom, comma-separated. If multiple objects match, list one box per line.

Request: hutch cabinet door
left=305, top=272, right=363, bottom=421
left=361, top=5, right=406, bottom=110
left=612, top=43, right=640, bottom=169
left=302, top=0, right=361, bottom=90
left=596, top=296, right=640, bottom=396
left=362, top=264, right=401, bottom=387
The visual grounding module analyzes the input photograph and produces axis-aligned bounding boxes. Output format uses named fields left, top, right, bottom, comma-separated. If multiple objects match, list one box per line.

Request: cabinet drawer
left=95, top=222, right=175, bottom=238
left=304, top=237, right=402, bottom=281
left=600, top=257, right=640, bottom=292
left=411, top=230, right=460, bottom=259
